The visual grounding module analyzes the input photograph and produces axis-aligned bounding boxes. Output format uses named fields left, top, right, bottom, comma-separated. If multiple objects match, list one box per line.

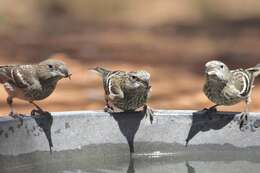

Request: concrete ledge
left=1, top=109, right=260, bottom=156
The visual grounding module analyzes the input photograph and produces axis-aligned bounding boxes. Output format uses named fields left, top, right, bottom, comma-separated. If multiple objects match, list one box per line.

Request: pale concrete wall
left=0, top=110, right=260, bottom=156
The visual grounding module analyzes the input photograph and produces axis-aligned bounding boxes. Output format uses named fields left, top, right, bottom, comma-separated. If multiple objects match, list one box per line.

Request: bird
left=0, top=59, right=71, bottom=120
left=203, top=60, right=260, bottom=129
left=91, top=67, right=154, bottom=123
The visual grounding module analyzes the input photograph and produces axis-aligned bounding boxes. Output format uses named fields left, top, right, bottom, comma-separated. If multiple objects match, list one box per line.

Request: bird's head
left=205, top=60, right=230, bottom=81
left=126, top=70, right=151, bottom=90
left=38, top=59, right=72, bottom=80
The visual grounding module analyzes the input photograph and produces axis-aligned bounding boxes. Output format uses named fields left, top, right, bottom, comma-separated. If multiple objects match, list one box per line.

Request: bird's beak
left=206, top=70, right=217, bottom=76
left=205, top=62, right=217, bottom=76
left=65, top=72, right=72, bottom=80
left=205, top=66, right=217, bottom=76
left=67, top=73, right=72, bottom=80
left=59, top=67, right=72, bottom=80
left=141, top=80, right=150, bottom=89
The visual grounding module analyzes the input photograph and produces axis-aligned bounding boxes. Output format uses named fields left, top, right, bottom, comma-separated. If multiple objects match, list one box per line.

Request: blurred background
left=0, top=0, right=260, bottom=115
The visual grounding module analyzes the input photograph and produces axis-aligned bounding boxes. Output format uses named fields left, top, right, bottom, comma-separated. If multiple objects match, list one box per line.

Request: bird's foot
left=144, top=105, right=154, bottom=124
left=29, top=101, right=44, bottom=113
left=239, top=112, right=249, bottom=130
left=203, top=106, right=217, bottom=113
left=8, top=112, right=25, bottom=125
left=31, top=109, right=45, bottom=118
left=104, top=106, right=114, bottom=114
left=202, top=106, right=218, bottom=120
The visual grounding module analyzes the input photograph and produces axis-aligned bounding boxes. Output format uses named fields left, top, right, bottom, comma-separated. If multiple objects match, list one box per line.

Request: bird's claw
left=104, top=106, right=114, bottom=114
left=203, top=106, right=217, bottom=113
left=144, top=105, right=154, bottom=124
left=31, top=109, right=39, bottom=117
left=239, top=112, right=249, bottom=130
left=31, top=109, right=45, bottom=118
left=9, top=112, right=24, bottom=126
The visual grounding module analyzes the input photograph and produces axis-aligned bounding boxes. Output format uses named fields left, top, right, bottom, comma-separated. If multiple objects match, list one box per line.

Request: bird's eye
left=48, top=64, right=53, bottom=69
left=131, top=75, right=137, bottom=80
left=220, top=65, right=224, bottom=69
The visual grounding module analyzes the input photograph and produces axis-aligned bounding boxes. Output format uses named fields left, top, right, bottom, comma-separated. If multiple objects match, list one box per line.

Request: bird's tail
left=89, top=67, right=110, bottom=77
left=0, top=65, right=13, bottom=83
left=247, top=64, right=260, bottom=77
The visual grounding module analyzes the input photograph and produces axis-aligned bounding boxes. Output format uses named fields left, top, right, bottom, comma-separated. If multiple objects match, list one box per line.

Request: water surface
left=1, top=143, right=260, bottom=173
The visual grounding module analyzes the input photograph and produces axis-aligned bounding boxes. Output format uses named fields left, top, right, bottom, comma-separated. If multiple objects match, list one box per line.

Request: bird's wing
left=228, top=69, right=252, bottom=98
left=0, top=65, right=16, bottom=83
left=14, top=65, right=36, bottom=88
left=222, top=83, right=242, bottom=99
left=108, top=77, right=124, bottom=100
left=0, top=65, right=34, bottom=88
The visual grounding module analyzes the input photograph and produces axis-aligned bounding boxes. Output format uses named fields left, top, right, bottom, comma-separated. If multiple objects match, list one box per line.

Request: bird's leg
left=104, top=99, right=114, bottom=113
left=239, top=99, right=250, bottom=129
left=104, top=105, right=114, bottom=113
left=7, top=96, right=24, bottom=124
left=7, top=96, right=15, bottom=117
left=203, top=104, right=218, bottom=113
left=208, top=104, right=219, bottom=112
left=29, top=101, right=43, bottom=111
left=203, top=104, right=219, bottom=120
left=29, top=101, right=45, bottom=117
left=143, top=105, right=154, bottom=124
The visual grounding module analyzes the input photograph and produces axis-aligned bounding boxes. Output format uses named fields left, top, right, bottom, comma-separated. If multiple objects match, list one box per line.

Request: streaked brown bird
left=91, top=67, right=154, bottom=123
left=0, top=59, right=71, bottom=119
left=203, top=60, right=260, bottom=129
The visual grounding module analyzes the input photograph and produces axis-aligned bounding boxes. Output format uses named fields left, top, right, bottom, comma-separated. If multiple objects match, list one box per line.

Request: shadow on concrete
left=185, top=109, right=236, bottom=146
left=110, top=110, right=146, bottom=154
left=31, top=109, right=53, bottom=153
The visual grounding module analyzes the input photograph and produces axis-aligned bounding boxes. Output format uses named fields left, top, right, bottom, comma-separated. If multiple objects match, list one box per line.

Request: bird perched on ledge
left=203, top=60, right=260, bottom=129
left=0, top=59, right=71, bottom=120
left=91, top=67, right=154, bottom=123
